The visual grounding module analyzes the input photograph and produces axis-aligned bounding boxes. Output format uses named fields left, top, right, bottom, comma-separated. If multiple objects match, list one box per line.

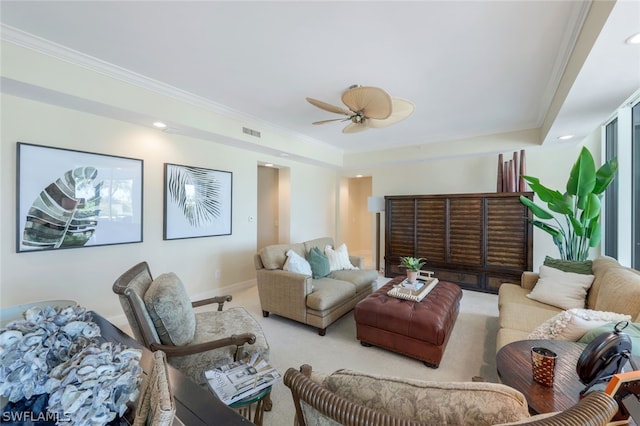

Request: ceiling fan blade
left=341, top=86, right=392, bottom=120
left=367, top=98, right=415, bottom=128
left=342, top=122, right=369, bottom=134
left=306, top=97, right=351, bottom=115
left=312, top=118, right=350, bottom=125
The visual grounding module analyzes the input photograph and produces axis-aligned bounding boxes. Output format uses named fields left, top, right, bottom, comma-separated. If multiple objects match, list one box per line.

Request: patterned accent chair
left=284, top=364, right=618, bottom=426
left=112, top=262, right=270, bottom=390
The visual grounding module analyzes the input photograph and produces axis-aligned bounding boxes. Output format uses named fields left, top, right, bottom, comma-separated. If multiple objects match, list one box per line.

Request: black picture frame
left=163, top=163, right=232, bottom=240
left=16, top=142, right=143, bottom=252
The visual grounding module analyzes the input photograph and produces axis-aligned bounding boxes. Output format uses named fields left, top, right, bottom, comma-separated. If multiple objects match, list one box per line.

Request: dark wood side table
left=496, top=339, right=588, bottom=414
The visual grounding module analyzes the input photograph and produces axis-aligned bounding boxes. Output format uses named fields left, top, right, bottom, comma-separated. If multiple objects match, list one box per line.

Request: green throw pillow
left=544, top=256, right=593, bottom=275
left=307, top=246, right=330, bottom=279
left=577, top=322, right=640, bottom=357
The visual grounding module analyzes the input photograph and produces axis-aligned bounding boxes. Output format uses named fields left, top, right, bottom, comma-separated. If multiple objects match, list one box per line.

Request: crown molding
left=0, top=23, right=335, bottom=152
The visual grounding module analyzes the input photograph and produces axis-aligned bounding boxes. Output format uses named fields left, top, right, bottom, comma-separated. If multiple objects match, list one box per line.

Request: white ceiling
left=1, top=1, right=639, bottom=164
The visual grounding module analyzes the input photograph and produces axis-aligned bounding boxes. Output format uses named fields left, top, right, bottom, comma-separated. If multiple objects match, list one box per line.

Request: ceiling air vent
left=242, top=127, right=261, bottom=138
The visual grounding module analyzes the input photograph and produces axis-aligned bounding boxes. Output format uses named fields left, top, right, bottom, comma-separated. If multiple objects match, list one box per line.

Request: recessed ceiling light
left=625, top=32, right=640, bottom=44
left=355, top=174, right=363, bottom=178
left=558, top=134, right=574, bottom=140
left=264, top=163, right=274, bottom=167
left=153, top=121, right=167, bottom=129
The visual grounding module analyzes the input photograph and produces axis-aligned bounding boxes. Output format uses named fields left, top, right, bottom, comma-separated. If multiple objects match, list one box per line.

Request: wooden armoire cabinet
left=384, top=192, right=533, bottom=294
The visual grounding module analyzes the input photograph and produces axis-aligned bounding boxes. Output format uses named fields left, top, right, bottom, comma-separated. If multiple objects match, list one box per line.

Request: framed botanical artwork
left=163, top=163, right=232, bottom=240
left=16, top=142, right=143, bottom=252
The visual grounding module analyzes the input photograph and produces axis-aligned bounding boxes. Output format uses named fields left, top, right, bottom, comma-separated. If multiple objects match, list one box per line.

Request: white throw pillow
left=283, top=249, right=312, bottom=276
left=324, top=244, right=358, bottom=271
left=528, top=308, right=631, bottom=341
left=526, top=265, right=595, bottom=310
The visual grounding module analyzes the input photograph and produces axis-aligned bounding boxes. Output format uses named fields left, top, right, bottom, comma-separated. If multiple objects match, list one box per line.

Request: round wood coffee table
left=496, top=340, right=587, bottom=414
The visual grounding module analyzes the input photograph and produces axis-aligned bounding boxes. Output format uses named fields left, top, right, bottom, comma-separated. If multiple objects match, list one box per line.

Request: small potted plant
left=399, top=256, right=426, bottom=283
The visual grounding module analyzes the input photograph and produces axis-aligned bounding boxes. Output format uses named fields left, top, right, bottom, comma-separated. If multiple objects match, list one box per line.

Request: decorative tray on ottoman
left=387, top=278, right=439, bottom=302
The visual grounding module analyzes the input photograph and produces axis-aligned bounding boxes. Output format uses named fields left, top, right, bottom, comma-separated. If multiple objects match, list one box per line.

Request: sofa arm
left=521, top=271, right=540, bottom=291
left=256, top=269, right=313, bottom=323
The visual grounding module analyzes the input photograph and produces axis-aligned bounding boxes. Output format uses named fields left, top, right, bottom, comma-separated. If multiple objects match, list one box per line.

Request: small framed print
left=164, top=163, right=232, bottom=240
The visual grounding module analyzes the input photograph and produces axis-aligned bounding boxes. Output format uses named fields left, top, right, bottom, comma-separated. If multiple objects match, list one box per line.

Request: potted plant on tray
left=519, top=147, right=618, bottom=261
left=399, top=256, right=426, bottom=283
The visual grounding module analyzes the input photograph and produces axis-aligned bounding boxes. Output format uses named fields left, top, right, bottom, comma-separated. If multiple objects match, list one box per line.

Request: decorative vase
left=406, top=270, right=418, bottom=283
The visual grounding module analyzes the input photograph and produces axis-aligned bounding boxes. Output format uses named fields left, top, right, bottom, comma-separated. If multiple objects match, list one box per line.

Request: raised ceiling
left=1, top=1, right=639, bottom=167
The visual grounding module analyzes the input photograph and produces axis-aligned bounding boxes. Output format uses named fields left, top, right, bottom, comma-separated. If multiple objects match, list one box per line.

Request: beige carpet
left=227, top=277, right=501, bottom=426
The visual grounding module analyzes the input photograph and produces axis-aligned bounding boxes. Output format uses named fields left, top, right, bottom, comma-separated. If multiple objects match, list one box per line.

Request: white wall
left=0, top=94, right=338, bottom=322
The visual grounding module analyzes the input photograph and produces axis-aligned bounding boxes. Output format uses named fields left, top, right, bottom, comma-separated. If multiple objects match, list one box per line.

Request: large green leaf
left=569, top=216, right=584, bottom=236
left=520, top=196, right=554, bottom=219
left=529, top=219, right=563, bottom=239
left=523, top=176, right=564, bottom=204
left=566, top=147, right=596, bottom=197
left=581, top=193, right=601, bottom=221
left=593, top=158, right=619, bottom=194
left=547, top=195, right=573, bottom=215
left=588, top=220, right=601, bottom=247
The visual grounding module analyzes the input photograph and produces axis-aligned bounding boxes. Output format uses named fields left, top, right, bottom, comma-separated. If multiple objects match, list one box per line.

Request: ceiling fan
left=306, top=85, right=415, bottom=134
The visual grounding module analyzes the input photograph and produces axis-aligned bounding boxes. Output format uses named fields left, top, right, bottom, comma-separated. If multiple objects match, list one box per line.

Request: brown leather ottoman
left=354, top=276, right=462, bottom=368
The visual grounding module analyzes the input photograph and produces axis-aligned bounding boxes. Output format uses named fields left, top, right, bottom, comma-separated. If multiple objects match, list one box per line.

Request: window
left=632, top=103, right=640, bottom=268
left=605, top=118, right=618, bottom=259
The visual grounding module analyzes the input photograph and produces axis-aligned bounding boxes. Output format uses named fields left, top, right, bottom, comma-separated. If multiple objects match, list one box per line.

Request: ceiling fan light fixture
left=307, top=85, right=414, bottom=134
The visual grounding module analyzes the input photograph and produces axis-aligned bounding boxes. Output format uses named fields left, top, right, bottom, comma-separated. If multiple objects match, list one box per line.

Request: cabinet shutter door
left=416, top=199, right=446, bottom=262
left=448, top=198, right=483, bottom=265
left=387, top=199, right=415, bottom=257
left=486, top=197, right=529, bottom=269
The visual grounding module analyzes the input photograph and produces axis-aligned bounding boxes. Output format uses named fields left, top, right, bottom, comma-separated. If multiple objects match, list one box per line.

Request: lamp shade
left=367, top=196, right=385, bottom=213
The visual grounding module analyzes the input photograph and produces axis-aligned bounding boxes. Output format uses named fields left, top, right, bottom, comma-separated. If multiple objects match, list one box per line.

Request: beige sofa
left=254, top=237, right=378, bottom=335
left=497, top=256, right=640, bottom=350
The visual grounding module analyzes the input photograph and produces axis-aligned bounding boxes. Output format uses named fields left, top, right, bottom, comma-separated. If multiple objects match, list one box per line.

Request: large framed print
left=16, top=142, right=143, bottom=252
left=164, top=163, right=232, bottom=240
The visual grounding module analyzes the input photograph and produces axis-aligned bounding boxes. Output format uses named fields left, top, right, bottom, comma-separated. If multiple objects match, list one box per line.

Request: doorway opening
left=341, top=176, right=373, bottom=269
left=257, top=164, right=291, bottom=250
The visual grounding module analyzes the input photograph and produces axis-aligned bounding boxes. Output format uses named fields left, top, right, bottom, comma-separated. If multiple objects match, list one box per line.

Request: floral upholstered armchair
left=284, top=364, right=618, bottom=426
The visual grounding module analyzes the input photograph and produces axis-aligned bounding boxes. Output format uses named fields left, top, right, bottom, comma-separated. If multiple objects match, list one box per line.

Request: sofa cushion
left=306, top=278, right=356, bottom=311
left=499, top=302, right=561, bottom=333
left=497, top=328, right=531, bottom=351
left=307, top=246, right=331, bottom=279
left=328, top=269, right=378, bottom=293
left=526, top=265, right=594, bottom=310
left=304, top=237, right=334, bottom=255
left=528, top=308, right=631, bottom=341
left=499, top=284, right=548, bottom=310
left=543, top=256, right=593, bottom=275
left=593, top=266, right=640, bottom=318
left=260, top=243, right=305, bottom=270
left=324, top=369, right=529, bottom=426
left=324, top=244, right=357, bottom=271
left=587, top=255, right=626, bottom=309
left=283, top=249, right=312, bottom=276
left=144, top=273, right=196, bottom=346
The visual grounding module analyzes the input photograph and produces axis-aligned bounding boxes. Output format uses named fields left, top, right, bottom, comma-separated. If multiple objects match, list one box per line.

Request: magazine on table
left=204, top=353, right=281, bottom=405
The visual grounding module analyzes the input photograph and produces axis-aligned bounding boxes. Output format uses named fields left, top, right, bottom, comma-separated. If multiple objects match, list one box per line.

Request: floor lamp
left=367, top=196, right=385, bottom=272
